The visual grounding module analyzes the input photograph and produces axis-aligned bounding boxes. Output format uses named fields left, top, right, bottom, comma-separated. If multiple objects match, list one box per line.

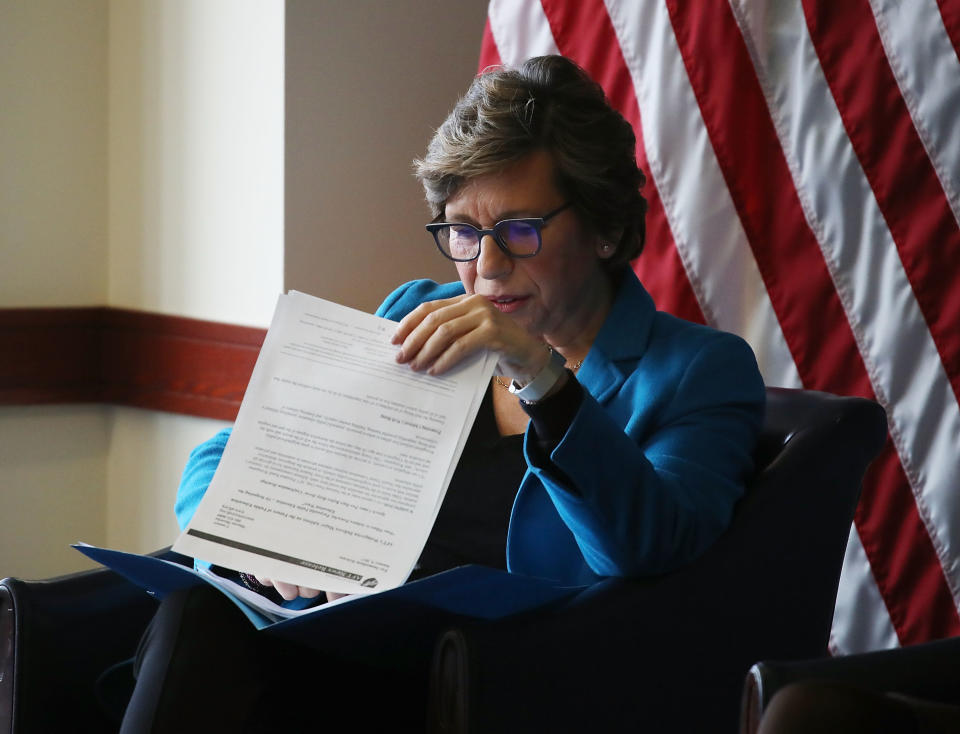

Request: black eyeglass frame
left=425, top=201, right=574, bottom=262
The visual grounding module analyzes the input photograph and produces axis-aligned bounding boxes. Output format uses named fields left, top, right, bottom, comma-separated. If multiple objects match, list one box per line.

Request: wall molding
left=0, top=307, right=266, bottom=421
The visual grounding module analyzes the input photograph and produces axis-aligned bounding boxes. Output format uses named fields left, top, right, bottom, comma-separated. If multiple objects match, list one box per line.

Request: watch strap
left=508, top=347, right=567, bottom=403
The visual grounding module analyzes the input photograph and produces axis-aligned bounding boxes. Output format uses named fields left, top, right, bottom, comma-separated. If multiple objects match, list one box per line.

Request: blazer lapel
left=577, top=272, right=656, bottom=404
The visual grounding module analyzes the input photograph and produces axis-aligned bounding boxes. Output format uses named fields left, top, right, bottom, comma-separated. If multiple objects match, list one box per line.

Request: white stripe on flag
left=868, top=0, right=960, bottom=227
left=487, top=0, right=558, bottom=68
left=831, top=526, right=900, bottom=655
left=605, top=0, right=801, bottom=389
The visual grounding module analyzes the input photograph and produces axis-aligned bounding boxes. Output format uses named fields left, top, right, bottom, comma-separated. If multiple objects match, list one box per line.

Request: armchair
left=425, top=388, right=887, bottom=733
left=0, top=549, right=191, bottom=734
left=1, top=388, right=886, bottom=734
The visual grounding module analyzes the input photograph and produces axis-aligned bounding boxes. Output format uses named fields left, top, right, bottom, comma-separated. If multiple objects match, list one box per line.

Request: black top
left=413, top=373, right=585, bottom=579
left=412, top=384, right=526, bottom=578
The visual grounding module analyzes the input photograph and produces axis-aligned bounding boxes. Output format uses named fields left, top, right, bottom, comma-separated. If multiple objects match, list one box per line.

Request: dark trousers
left=111, top=586, right=426, bottom=733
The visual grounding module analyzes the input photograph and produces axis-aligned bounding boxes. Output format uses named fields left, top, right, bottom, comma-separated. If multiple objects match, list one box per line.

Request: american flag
left=479, top=0, right=960, bottom=655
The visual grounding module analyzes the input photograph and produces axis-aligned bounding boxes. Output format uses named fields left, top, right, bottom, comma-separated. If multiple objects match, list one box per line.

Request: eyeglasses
left=426, top=202, right=573, bottom=262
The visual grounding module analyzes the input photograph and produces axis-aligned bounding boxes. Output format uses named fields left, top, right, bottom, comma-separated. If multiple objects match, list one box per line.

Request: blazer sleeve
left=375, top=279, right=465, bottom=319
left=526, top=333, right=765, bottom=577
left=174, top=427, right=232, bottom=532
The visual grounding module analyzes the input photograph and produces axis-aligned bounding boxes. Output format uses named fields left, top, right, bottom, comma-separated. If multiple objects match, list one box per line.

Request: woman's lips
left=487, top=295, right=529, bottom=314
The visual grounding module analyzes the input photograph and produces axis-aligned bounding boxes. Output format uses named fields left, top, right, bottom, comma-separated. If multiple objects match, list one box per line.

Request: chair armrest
left=740, top=636, right=960, bottom=734
left=0, top=548, right=189, bottom=733
left=427, top=575, right=782, bottom=734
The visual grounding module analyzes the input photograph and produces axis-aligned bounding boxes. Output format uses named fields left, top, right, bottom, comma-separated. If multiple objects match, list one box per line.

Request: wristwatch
left=508, top=347, right=567, bottom=403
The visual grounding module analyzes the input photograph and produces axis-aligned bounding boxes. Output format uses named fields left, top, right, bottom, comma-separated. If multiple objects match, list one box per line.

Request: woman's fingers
left=258, top=578, right=298, bottom=600
left=392, top=294, right=546, bottom=380
left=406, top=310, right=490, bottom=373
left=391, top=296, right=461, bottom=345
left=392, top=297, right=474, bottom=366
left=253, top=575, right=322, bottom=601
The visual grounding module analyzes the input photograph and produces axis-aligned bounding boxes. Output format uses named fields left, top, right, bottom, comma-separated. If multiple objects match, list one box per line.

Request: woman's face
left=444, top=150, right=615, bottom=350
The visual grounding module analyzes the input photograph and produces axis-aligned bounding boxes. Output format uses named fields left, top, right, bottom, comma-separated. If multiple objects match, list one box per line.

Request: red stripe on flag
left=539, top=0, right=706, bottom=325
left=860, top=443, right=960, bottom=641
left=804, top=0, right=960, bottom=409
left=478, top=17, right=501, bottom=71
left=936, top=0, right=960, bottom=64
left=665, top=0, right=960, bottom=643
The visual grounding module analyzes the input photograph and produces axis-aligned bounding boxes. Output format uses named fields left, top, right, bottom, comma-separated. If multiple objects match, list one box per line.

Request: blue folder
left=74, top=544, right=585, bottom=665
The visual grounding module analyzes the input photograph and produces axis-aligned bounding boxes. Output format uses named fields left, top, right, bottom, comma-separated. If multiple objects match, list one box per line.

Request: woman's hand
left=391, top=294, right=551, bottom=383
left=253, top=575, right=344, bottom=603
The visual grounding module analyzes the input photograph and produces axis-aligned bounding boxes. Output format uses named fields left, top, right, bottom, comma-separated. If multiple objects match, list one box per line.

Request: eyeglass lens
left=440, top=220, right=541, bottom=260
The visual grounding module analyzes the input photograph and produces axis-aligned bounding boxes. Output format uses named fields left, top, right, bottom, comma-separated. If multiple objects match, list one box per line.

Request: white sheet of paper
left=174, top=291, right=496, bottom=595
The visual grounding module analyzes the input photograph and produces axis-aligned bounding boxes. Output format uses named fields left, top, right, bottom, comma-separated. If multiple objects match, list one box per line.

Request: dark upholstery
left=740, top=636, right=960, bottom=734
left=0, top=549, right=191, bottom=734
left=0, top=388, right=886, bottom=733
left=425, top=388, right=887, bottom=733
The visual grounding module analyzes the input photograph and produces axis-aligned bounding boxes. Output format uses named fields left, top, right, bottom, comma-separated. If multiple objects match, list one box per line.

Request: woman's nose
left=476, top=234, right=513, bottom=280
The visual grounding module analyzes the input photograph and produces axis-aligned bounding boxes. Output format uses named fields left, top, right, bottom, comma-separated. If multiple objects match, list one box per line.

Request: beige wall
left=1, top=1, right=111, bottom=578
left=0, top=405, right=110, bottom=579
left=0, top=1, right=109, bottom=308
left=103, top=0, right=285, bottom=556
left=1, top=0, right=283, bottom=578
left=108, top=0, right=284, bottom=326
left=285, top=0, right=489, bottom=313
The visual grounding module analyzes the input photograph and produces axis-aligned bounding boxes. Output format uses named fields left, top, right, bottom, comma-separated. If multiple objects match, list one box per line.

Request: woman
left=119, top=55, right=765, bottom=731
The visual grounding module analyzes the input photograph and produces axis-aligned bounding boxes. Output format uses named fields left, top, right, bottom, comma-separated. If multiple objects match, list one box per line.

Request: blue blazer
left=176, top=272, right=764, bottom=587
left=375, top=271, right=765, bottom=585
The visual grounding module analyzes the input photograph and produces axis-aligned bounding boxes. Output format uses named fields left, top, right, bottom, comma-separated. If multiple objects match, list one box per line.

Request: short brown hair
left=415, top=55, right=648, bottom=271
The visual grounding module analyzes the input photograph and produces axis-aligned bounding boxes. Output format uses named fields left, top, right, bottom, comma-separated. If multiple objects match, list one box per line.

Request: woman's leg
left=119, top=585, right=265, bottom=734
left=118, top=585, right=428, bottom=732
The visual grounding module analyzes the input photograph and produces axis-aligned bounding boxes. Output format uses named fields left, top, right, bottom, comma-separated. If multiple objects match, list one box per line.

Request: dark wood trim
left=0, top=307, right=266, bottom=421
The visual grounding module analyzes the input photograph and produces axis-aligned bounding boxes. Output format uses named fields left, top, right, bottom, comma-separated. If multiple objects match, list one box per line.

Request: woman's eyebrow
left=441, top=212, right=481, bottom=225
left=443, top=208, right=536, bottom=224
